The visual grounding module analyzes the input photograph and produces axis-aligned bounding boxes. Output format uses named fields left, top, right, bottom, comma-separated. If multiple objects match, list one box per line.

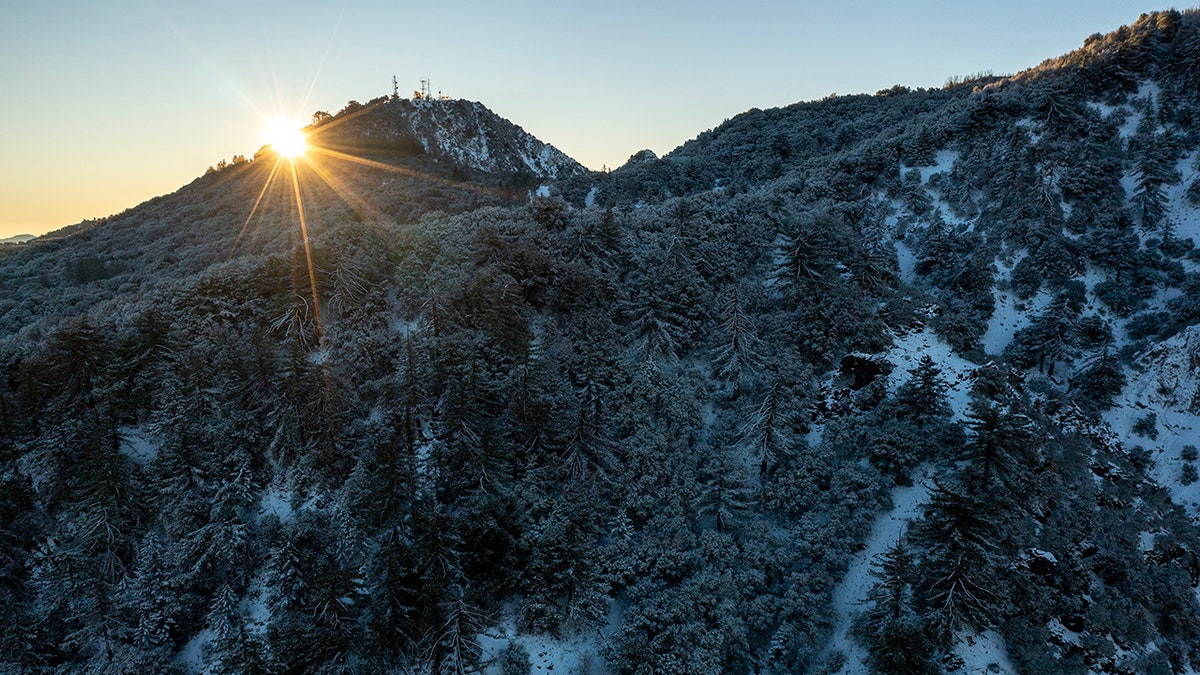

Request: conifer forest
left=8, top=9, right=1200, bottom=674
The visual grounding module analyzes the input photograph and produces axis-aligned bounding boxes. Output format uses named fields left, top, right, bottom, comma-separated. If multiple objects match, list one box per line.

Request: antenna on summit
left=420, top=78, right=431, bottom=100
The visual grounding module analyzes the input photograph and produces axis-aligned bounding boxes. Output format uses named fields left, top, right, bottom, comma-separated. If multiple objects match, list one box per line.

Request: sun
left=262, top=117, right=308, bottom=158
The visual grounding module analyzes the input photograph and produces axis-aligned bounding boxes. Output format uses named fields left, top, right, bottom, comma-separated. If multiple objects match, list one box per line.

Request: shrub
left=1182, top=463, right=1198, bottom=486
left=1132, top=413, right=1159, bottom=440
left=498, top=642, right=532, bottom=675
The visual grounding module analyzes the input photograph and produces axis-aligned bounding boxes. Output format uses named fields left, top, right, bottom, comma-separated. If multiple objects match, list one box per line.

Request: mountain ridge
left=0, top=98, right=582, bottom=336
left=306, top=96, right=586, bottom=183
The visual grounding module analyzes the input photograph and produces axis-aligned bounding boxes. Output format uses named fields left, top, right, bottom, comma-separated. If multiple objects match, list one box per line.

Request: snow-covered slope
left=406, top=99, right=584, bottom=179
left=311, top=97, right=586, bottom=180
left=10, top=11, right=1200, bottom=675
left=1108, top=324, right=1200, bottom=513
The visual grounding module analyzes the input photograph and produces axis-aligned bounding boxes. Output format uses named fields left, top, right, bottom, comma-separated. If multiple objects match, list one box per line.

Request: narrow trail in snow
left=826, top=465, right=934, bottom=673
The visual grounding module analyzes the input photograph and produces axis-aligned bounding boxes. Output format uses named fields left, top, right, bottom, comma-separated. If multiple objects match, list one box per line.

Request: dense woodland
left=6, top=9, right=1200, bottom=674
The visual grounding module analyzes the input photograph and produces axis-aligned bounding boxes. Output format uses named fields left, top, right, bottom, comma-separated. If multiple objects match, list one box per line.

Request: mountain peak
left=307, top=96, right=586, bottom=182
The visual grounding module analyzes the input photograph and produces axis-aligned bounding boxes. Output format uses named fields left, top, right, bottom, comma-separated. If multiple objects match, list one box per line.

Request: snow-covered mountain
left=0, top=99, right=581, bottom=336
left=308, top=96, right=586, bottom=181
left=9, top=9, right=1200, bottom=675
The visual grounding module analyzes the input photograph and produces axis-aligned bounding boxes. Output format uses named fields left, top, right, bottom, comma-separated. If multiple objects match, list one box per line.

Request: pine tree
left=0, top=468, right=40, bottom=669
left=32, top=519, right=126, bottom=664
left=184, top=448, right=255, bottom=591
left=364, top=526, right=420, bottom=661
left=207, top=584, right=269, bottom=675
left=912, top=483, right=999, bottom=644
left=270, top=536, right=307, bottom=614
left=1070, top=350, right=1126, bottom=412
left=1005, top=293, right=1083, bottom=376
left=892, top=356, right=951, bottom=427
left=36, top=317, right=111, bottom=412
left=773, top=214, right=838, bottom=291
left=559, top=379, right=617, bottom=484
left=960, top=400, right=1033, bottom=492
left=864, top=538, right=917, bottom=624
left=1131, top=111, right=1177, bottom=228
left=121, top=535, right=178, bottom=652
left=521, top=509, right=606, bottom=634
left=855, top=538, right=938, bottom=674
left=433, top=594, right=484, bottom=674
left=740, top=380, right=792, bottom=479
left=712, top=284, right=761, bottom=399
left=694, top=445, right=753, bottom=534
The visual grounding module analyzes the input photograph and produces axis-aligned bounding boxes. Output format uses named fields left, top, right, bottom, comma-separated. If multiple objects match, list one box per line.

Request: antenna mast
left=420, top=78, right=431, bottom=100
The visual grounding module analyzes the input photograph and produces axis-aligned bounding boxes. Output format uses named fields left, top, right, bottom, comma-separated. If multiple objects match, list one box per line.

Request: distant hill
left=0, top=234, right=34, bottom=244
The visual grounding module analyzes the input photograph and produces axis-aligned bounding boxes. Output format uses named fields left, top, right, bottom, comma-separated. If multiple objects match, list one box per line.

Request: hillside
left=308, top=97, right=586, bottom=182
left=5, top=10, right=1200, bottom=675
left=0, top=98, right=576, bottom=339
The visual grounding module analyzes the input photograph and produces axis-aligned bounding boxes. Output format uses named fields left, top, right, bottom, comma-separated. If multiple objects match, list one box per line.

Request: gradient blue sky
left=0, top=1, right=1177, bottom=237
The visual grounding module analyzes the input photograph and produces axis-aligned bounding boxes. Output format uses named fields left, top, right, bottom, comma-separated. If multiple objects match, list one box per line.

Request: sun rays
left=286, top=157, right=322, bottom=344
left=227, top=99, right=508, bottom=351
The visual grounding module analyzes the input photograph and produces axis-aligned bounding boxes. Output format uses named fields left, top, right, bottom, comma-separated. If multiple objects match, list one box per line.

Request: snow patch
left=1014, top=117, right=1042, bottom=144
left=478, top=619, right=603, bottom=675
left=901, top=149, right=959, bottom=185
left=1088, top=101, right=1118, bottom=119
left=1165, top=149, right=1200, bottom=247
left=244, top=582, right=271, bottom=634
left=828, top=465, right=934, bottom=673
left=393, top=317, right=422, bottom=338
left=177, top=627, right=215, bottom=673
left=1028, top=548, right=1058, bottom=564
left=1139, top=530, right=1158, bottom=552
left=982, top=290, right=1026, bottom=356
left=982, top=287, right=1050, bottom=357
left=1105, top=324, right=1200, bottom=515
left=951, top=629, right=1016, bottom=674
left=1047, top=617, right=1082, bottom=646
left=118, top=425, right=159, bottom=463
left=1117, top=109, right=1142, bottom=140
left=259, top=487, right=317, bottom=524
left=1138, top=80, right=1162, bottom=104
left=894, top=239, right=917, bottom=285
left=887, top=329, right=979, bottom=421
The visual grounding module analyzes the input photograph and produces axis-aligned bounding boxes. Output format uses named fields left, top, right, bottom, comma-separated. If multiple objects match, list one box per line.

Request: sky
left=0, top=1, right=1178, bottom=239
